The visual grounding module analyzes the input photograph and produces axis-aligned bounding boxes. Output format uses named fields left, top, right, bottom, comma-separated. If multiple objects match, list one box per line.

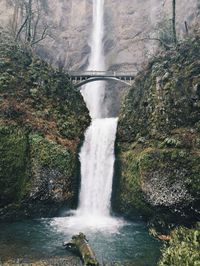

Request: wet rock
left=113, top=37, right=200, bottom=223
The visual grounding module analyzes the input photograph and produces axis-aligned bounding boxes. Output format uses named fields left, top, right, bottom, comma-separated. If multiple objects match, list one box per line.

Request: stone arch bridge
left=68, top=71, right=135, bottom=89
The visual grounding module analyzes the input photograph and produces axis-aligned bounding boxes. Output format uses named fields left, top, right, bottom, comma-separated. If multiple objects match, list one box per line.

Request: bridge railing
left=68, top=70, right=136, bottom=77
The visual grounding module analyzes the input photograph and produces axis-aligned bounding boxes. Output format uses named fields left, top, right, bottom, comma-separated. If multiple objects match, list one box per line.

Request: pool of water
left=0, top=217, right=161, bottom=265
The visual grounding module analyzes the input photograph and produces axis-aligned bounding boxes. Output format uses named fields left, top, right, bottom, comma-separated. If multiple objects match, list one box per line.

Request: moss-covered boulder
left=113, top=36, right=200, bottom=223
left=0, top=32, right=90, bottom=221
left=0, top=126, right=29, bottom=207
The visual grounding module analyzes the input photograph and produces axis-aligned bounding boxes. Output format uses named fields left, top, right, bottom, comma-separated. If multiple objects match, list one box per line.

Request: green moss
left=29, top=133, right=75, bottom=177
left=0, top=32, right=89, bottom=218
left=158, top=224, right=200, bottom=266
left=116, top=37, right=200, bottom=222
left=113, top=143, right=200, bottom=219
left=118, top=37, right=200, bottom=143
left=113, top=147, right=154, bottom=218
left=0, top=126, right=29, bottom=205
left=0, top=32, right=90, bottom=141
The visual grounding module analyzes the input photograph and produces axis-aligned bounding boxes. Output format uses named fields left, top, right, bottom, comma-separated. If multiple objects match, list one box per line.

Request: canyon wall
left=0, top=33, right=90, bottom=221
left=0, top=0, right=199, bottom=71
left=0, top=0, right=199, bottom=116
left=113, top=35, right=200, bottom=223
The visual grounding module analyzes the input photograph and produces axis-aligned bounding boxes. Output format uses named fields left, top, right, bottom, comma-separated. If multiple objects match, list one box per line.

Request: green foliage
left=113, top=148, right=154, bottom=218
left=0, top=31, right=90, bottom=140
left=30, top=133, right=75, bottom=177
left=156, top=17, right=174, bottom=47
left=158, top=224, right=200, bottom=266
left=115, top=37, right=200, bottom=226
left=0, top=126, right=28, bottom=205
left=160, top=137, right=182, bottom=148
left=0, top=31, right=89, bottom=217
left=114, top=139, right=200, bottom=220
left=118, top=37, right=200, bottom=143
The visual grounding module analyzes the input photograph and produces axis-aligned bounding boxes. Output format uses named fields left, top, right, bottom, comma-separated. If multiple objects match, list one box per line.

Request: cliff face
left=0, top=0, right=199, bottom=116
left=0, top=0, right=199, bottom=223
left=0, top=0, right=199, bottom=71
left=113, top=36, right=200, bottom=223
left=0, top=33, right=90, bottom=221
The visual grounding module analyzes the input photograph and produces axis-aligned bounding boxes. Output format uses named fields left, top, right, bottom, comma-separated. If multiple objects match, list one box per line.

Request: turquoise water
left=0, top=218, right=161, bottom=265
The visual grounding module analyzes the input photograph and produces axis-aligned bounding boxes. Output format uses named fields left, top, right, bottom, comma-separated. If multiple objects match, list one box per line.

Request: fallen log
left=64, top=233, right=99, bottom=266
left=157, top=234, right=171, bottom=241
left=149, top=227, right=171, bottom=241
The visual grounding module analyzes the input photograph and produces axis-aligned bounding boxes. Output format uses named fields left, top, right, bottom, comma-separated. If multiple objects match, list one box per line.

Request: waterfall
left=75, top=0, right=121, bottom=229
left=52, top=0, right=123, bottom=232
left=78, top=118, right=118, bottom=217
left=81, top=0, right=105, bottom=119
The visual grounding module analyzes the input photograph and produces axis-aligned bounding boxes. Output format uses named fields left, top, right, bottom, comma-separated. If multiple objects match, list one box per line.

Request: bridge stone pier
left=68, top=71, right=135, bottom=89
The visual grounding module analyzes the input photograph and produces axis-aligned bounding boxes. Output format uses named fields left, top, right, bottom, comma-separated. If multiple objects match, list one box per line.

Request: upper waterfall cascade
left=81, top=0, right=106, bottom=119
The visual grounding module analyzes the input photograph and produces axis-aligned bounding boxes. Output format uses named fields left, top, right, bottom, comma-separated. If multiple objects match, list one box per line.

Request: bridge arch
left=73, top=76, right=133, bottom=89
left=68, top=71, right=135, bottom=89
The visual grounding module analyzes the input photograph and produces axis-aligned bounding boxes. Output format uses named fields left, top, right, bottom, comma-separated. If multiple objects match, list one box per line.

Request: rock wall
left=0, top=0, right=199, bottom=71
left=0, top=0, right=199, bottom=116
left=0, top=33, right=90, bottom=221
left=113, top=36, right=200, bottom=223
left=0, top=1, right=199, bottom=222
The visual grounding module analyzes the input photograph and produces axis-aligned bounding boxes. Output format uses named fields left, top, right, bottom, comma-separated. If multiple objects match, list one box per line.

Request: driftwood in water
left=64, top=233, right=99, bottom=266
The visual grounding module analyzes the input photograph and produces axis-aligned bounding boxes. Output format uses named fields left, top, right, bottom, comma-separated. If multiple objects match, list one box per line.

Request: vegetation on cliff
left=113, top=36, right=200, bottom=224
left=0, top=31, right=90, bottom=220
left=113, top=34, right=200, bottom=266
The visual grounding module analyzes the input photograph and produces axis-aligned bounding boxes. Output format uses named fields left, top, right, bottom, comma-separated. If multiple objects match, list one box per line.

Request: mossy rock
left=0, top=126, right=29, bottom=206
left=115, top=37, right=200, bottom=223
left=0, top=32, right=89, bottom=220
left=113, top=143, right=200, bottom=221
left=0, top=128, right=80, bottom=220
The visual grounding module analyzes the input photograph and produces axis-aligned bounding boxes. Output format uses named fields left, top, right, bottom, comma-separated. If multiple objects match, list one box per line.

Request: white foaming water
left=52, top=0, right=124, bottom=233
left=81, top=0, right=105, bottom=119
left=51, top=117, right=123, bottom=233
left=78, top=118, right=118, bottom=216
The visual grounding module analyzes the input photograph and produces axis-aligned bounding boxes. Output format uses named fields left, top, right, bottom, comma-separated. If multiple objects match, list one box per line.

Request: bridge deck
left=69, top=71, right=135, bottom=79
left=68, top=71, right=136, bottom=88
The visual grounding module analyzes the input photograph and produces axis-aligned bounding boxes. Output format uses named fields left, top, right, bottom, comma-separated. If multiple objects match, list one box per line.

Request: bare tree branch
left=163, top=0, right=167, bottom=7
left=13, top=0, right=49, bottom=46
left=31, top=25, right=48, bottom=45
left=15, top=15, right=29, bottom=41
left=32, top=0, right=40, bottom=42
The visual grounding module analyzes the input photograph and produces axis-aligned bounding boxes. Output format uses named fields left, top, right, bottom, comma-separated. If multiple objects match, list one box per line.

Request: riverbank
left=0, top=257, right=82, bottom=266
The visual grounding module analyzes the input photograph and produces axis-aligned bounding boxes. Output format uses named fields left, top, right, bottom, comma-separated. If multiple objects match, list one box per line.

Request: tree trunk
left=27, top=0, right=32, bottom=42
left=12, top=0, right=20, bottom=36
left=64, top=233, right=99, bottom=266
left=172, top=0, right=177, bottom=45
